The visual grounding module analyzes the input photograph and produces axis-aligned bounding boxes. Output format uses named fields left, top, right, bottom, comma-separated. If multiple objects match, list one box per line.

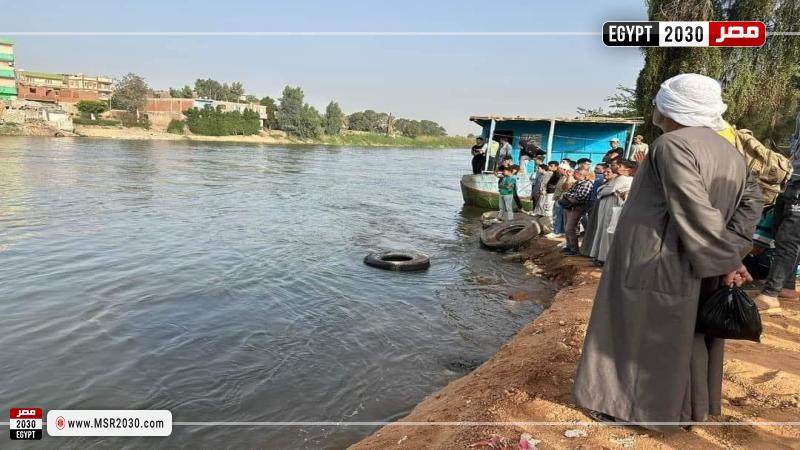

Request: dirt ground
left=74, top=125, right=296, bottom=144
left=350, top=239, right=800, bottom=449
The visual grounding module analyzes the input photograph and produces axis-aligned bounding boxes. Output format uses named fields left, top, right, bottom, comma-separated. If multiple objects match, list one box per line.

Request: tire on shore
left=364, top=251, right=431, bottom=271
left=480, top=219, right=541, bottom=251
left=480, top=211, right=531, bottom=229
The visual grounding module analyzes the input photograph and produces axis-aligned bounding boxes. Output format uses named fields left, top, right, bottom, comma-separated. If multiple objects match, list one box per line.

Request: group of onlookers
left=525, top=139, right=645, bottom=259
left=470, top=135, right=650, bottom=260
left=469, top=74, right=800, bottom=434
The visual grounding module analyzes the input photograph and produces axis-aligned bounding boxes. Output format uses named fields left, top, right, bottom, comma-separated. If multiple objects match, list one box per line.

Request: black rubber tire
left=480, top=219, right=541, bottom=251
left=364, top=251, right=431, bottom=271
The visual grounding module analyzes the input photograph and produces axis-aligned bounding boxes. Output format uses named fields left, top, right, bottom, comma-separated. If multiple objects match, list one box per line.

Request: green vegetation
left=76, top=100, right=109, bottom=117
left=169, top=85, right=193, bottom=99
left=277, top=86, right=323, bottom=139
left=73, top=117, right=120, bottom=126
left=184, top=105, right=261, bottom=136
left=111, top=73, right=150, bottom=128
left=347, top=110, right=447, bottom=137
left=167, top=119, right=185, bottom=134
left=121, top=116, right=151, bottom=129
left=324, top=101, right=345, bottom=135
left=259, top=96, right=279, bottom=129
left=193, top=79, right=244, bottom=101
left=577, top=85, right=637, bottom=118
left=320, top=132, right=472, bottom=148
left=635, top=0, right=800, bottom=142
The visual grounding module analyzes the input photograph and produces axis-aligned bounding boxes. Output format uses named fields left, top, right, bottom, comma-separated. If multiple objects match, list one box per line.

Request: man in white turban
left=573, top=73, right=763, bottom=430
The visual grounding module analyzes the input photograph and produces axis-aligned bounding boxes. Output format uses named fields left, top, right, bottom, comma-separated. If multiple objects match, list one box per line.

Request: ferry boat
left=461, top=115, right=643, bottom=210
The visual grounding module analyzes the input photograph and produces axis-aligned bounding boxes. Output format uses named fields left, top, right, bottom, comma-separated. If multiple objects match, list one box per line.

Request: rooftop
left=17, top=70, right=65, bottom=81
left=470, top=115, right=643, bottom=125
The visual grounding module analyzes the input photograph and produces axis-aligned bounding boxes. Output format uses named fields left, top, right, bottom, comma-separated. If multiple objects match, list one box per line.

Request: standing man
left=602, top=138, right=623, bottom=163
left=560, top=168, right=593, bottom=255
left=755, top=111, right=800, bottom=312
left=495, top=136, right=513, bottom=171
left=630, top=135, right=649, bottom=162
left=471, top=137, right=487, bottom=174
left=573, top=73, right=763, bottom=429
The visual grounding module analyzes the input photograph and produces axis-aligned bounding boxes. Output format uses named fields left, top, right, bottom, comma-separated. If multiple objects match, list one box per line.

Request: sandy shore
left=350, top=239, right=800, bottom=449
left=74, top=125, right=301, bottom=145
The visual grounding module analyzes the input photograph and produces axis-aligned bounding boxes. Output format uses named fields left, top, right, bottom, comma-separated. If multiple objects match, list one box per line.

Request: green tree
left=111, top=73, right=150, bottom=117
left=183, top=105, right=261, bottom=136
left=577, top=85, right=638, bottom=118
left=299, top=104, right=323, bottom=139
left=277, top=86, right=306, bottom=134
left=259, top=96, right=279, bottom=129
left=169, top=85, right=193, bottom=98
left=76, top=100, right=109, bottom=118
left=324, top=101, right=345, bottom=135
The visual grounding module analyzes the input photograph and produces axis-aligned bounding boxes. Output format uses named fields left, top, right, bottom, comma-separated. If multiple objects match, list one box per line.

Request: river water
left=0, top=137, right=554, bottom=449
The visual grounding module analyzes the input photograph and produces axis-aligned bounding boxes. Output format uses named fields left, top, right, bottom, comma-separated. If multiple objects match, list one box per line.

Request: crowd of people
left=474, top=134, right=645, bottom=263
left=468, top=72, right=800, bottom=432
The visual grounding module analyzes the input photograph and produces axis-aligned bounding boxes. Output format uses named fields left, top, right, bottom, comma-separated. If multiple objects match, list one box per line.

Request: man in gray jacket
left=756, top=112, right=800, bottom=311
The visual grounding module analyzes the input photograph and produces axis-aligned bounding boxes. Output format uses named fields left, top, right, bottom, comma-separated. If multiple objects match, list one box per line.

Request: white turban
left=654, top=73, right=728, bottom=131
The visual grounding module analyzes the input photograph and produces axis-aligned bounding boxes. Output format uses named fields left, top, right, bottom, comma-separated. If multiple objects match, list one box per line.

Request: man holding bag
left=572, top=74, right=763, bottom=430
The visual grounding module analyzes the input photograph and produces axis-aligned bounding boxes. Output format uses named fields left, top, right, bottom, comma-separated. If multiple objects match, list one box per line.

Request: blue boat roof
left=470, top=115, right=643, bottom=126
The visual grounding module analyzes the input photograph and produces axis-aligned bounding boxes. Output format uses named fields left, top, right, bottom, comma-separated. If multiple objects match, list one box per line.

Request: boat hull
left=460, top=174, right=533, bottom=211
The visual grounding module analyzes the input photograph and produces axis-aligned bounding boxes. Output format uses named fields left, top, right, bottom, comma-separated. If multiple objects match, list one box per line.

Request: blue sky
left=4, top=0, right=647, bottom=134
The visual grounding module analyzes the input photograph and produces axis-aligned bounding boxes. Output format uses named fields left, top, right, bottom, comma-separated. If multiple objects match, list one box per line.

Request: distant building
left=0, top=38, right=16, bottom=101
left=65, top=74, right=113, bottom=100
left=16, top=70, right=113, bottom=103
left=151, top=89, right=172, bottom=99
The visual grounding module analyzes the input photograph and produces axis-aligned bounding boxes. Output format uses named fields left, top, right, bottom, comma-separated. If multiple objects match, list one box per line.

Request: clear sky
left=4, top=0, right=647, bottom=135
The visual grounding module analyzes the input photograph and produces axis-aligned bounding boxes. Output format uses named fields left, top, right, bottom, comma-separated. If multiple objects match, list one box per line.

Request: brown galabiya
left=573, top=126, right=763, bottom=430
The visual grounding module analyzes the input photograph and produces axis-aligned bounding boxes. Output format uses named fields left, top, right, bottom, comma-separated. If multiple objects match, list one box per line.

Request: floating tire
left=480, top=219, right=541, bottom=251
left=364, top=251, right=431, bottom=271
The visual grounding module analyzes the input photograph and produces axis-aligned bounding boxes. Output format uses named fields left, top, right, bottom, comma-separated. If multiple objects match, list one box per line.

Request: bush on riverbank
left=166, top=119, right=185, bottom=134
left=73, top=117, right=121, bottom=126
left=184, top=105, right=261, bottom=136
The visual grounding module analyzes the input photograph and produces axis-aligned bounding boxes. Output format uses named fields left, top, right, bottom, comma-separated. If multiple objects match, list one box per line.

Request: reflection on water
left=0, top=137, right=555, bottom=449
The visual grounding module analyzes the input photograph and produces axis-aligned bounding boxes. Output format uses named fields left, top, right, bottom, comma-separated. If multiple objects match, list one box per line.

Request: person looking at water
left=630, top=135, right=649, bottom=162
left=560, top=168, right=593, bottom=256
left=495, top=136, right=513, bottom=171
left=754, top=111, right=800, bottom=312
left=486, top=138, right=500, bottom=170
left=602, top=138, right=623, bottom=163
left=588, top=159, right=636, bottom=266
left=572, top=73, right=763, bottom=430
left=531, top=163, right=552, bottom=217
left=579, top=163, right=608, bottom=257
left=576, top=158, right=595, bottom=181
left=493, top=165, right=517, bottom=223
left=471, top=137, right=487, bottom=174
left=547, top=163, right=574, bottom=238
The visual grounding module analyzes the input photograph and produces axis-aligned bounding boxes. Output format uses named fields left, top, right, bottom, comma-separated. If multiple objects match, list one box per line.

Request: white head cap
left=558, top=162, right=573, bottom=171
left=654, top=73, right=728, bottom=131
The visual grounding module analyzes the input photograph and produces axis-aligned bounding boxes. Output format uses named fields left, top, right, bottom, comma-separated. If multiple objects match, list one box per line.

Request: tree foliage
left=169, top=85, right=194, bottom=99
left=110, top=73, right=149, bottom=115
left=183, top=105, right=261, bottom=136
left=259, top=96, right=279, bottom=129
left=277, top=86, right=322, bottom=138
left=636, top=0, right=800, bottom=142
left=76, top=100, right=109, bottom=117
left=347, top=110, right=447, bottom=137
left=324, top=101, right=345, bottom=135
left=193, top=78, right=246, bottom=101
left=577, top=85, right=638, bottom=117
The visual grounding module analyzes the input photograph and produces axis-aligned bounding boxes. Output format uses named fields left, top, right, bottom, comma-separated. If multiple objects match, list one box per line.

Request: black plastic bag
left=696, top=286, right=762, bottom=342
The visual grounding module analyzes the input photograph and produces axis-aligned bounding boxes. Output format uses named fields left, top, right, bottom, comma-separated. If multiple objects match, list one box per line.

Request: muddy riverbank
left=351, top=239, right=800, bottom=449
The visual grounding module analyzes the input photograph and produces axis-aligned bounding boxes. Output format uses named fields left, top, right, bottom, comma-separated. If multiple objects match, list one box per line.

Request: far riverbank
left=52, top=125, right=471, bottom=148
